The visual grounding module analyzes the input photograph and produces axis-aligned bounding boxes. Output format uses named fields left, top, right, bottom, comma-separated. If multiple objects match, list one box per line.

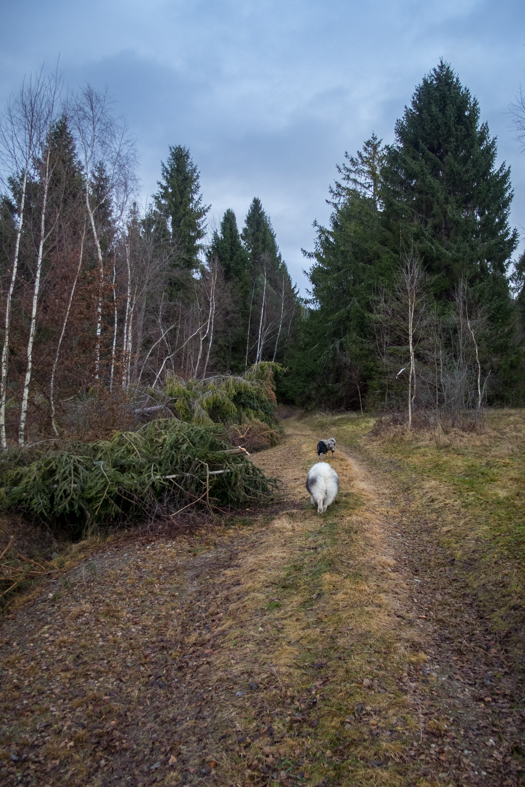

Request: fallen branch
left=1, top=543, right=59, bottom=600
left=0, top=536, right=14, bottom=562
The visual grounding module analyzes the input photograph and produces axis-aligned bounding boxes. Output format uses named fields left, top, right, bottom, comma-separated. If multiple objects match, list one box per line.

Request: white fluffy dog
left=306, top=462, right=339, bottom=514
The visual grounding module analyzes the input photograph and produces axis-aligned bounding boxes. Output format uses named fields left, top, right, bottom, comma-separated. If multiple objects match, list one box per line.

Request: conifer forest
left=1, top=61, right=524, bottom=452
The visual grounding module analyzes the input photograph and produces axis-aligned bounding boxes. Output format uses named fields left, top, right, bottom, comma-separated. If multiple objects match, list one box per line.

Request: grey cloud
left=1, top=0, right=524, bottom=295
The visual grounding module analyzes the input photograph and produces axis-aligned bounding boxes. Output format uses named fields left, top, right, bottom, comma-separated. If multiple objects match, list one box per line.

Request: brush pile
left=164, top=362, right=282, bottom=451
left=0, top=420, right=279, bottom=538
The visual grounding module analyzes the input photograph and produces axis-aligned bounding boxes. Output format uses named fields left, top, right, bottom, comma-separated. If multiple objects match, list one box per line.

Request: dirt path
left=0, top=417, right=523, bottom=786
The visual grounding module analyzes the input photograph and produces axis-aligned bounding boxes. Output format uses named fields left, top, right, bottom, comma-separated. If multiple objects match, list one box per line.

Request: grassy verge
left=307, top=409, right=525, bottom=663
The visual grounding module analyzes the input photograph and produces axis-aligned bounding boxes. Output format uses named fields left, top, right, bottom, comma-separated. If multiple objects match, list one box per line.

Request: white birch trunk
left=19, top=146, right=53, bottom=445
left=121, top=241, right=132, bottom=388
left=109, top=259, right=118, bottom=392
left=50, top=222, right=87, bottom=436
left=245, top=281, right=256, bottom=368
left=71, top=85, right=136, bottom=386
left=202, top=265, right=217, bottom=379
left=193, top=297, right=205, bottom=378
left=272, top=275, right=286, bottom=362
left=0, top=68, right=61, bottom=447
left=255, top=270, right=267, bottom=364
left=0, top=168, right=28, bottom=449
left=126, top=305, right=134, bottom=388
left=467, top=316, right=482, bottom=409
left=84, top=189, right=105, bottom=380
left=407, top=287, right=415, bottom=429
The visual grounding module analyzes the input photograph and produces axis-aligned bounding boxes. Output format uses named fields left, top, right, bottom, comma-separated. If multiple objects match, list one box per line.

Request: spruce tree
left=241, top=197, right=282, bottom=272
left=383, top=61, right=517, bottom=297
left=382, top=61, right=520, bottom=401
left=208, top=209, right=250, bottom=372
left=209, top=208, right=249, bottom=283
left=288, top=138, right=391, bottom=409
left=154, top=145, right=210, bottom=272
left=331, top=132, right=386, bottom=209
left=241, top=198, right=296, bottom=367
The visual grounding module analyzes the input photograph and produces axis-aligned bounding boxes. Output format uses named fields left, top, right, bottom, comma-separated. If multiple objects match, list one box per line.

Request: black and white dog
left=316, top=437, right=336, bottom=459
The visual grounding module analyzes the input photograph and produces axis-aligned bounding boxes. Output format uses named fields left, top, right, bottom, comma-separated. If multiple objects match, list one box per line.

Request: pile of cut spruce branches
left=0, top=420, right=279, bottom=538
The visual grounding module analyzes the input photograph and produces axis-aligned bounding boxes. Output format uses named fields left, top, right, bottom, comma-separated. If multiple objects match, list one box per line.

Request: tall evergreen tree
left=209, top=208, right=249, bottom=283
left=331, top=132, right=387, bottom=209
left=287, top=137, right=391, bottom=409
left=382, top=61, right=520, bottom=401
left=241, top=198, right=297, bottom=367
left=154, top=145, right=210, bottom=273
left=207, top=209, right=250, bottom=372
left=382, top=61, right=517, bottom=297
left=241, top=197, right=282, bottom=272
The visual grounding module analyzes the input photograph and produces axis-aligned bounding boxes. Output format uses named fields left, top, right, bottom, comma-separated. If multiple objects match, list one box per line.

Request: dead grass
left=1, top=412, right=524, bottom=786
left=193, top=422, right=452, bottom=784
left=311, top=408, right=525, bottom=669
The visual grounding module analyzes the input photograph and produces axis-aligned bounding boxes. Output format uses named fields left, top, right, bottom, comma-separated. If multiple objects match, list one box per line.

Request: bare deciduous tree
left=18, top=73, right=62, bottom=445
left=0, top=67, right=63, bottom=447
left=374, top=252, right=429, bottom=427
left=69, top=86, right=136, bottom=381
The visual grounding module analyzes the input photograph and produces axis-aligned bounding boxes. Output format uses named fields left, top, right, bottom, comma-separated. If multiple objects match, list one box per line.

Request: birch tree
left=374, top=252, right=429, bottom=426
left=453, top=280, right=487, bottom=410
left=121, top=204, right=173, bottom=386
left=0, top=68, right=61, bottom=447
left=70, top=86, right=136, bottom=382
left=402, top=253, right=424, bottom=428
left=18, top=76, right=62, bottom=445
left=200, top=259, right=219, bottom=379
left=255, top=267, right=268, bottom=364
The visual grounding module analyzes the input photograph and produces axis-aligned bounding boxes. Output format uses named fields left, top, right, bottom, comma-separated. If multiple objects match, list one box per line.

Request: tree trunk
left=256, top=270, right=267, bottom=364
left=202, top=265, right=217, bottom=379
left=50, top=221, right=87, bottom=436
left=467, top=316, right=482, bottom=409
left=0, top=169, right=28, bottom=449
left=245, top=281, right=256, bottom=368
left=19, top=146, right=54, bottom=445
left=85, top=189, right=105, bottom=380
left=122, top=241, right=132, bottom=388
left=272, top=276, right=285, bottom=362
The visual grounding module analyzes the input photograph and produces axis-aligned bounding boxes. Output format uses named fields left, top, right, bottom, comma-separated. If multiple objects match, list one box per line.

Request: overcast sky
left=1, top=0, right=524, bottom=293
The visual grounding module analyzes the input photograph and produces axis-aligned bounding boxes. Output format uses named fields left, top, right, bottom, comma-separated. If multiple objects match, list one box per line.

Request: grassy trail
left=0, top=414, right=523, bottom=786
